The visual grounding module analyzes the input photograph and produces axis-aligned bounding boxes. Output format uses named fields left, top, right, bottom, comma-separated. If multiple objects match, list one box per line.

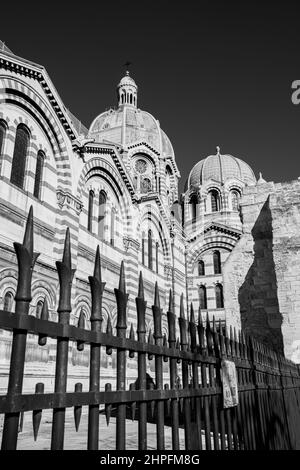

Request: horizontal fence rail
left=0, top=207, right=300, bottom=450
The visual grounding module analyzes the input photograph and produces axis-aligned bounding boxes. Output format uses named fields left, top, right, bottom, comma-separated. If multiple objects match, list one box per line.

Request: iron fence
left=0, top=207, right=300, bottom=450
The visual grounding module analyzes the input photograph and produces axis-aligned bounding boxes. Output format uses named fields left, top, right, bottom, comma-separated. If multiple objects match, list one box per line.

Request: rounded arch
left=138, top=206, right=171, bottom=263
left=0, top=77, right=73, bottom=190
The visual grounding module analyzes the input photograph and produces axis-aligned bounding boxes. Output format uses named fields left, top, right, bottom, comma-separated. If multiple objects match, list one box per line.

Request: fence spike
left=105, top=383, right=112, bottom=425
left=32, top=382, right=44, bottom=441
left=77, top=308, right=85, bottom=351
left=129, top=383, right=136, bottom=421
left=38, top=297, right=49, bottom=346
left=180, top=293, right=185, bottom=319
left=118, top=260, right=126, bottom=294
left=129, top=323, right=135, bottom=358
left=167, top=290, right=176, bottom=348
left=93, top=245, right=102, bottom=282
left=74, top=383, right=82, bottom=431
left=106, top=316, right=113, bottom=355
left=56, top=227, right=75, bottom=316
left=197, top=309, right=205, bottom=353
left=148, top=329, right=154, bottom=360
left=154, top=281, right=160, bottom=309
left=14, top=206, right=39, bottom=304
left=138, top=271, right=144, bottom=300
left=189, top=303, right=197, bottom=353
left=89, top=245, right=106, bottom=327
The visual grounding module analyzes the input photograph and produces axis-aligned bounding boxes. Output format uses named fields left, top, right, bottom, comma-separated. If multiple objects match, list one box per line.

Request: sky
left=1, top=0, right=300, bottom=191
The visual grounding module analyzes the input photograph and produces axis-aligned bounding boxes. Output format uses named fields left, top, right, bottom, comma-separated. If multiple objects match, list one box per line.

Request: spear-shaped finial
left=77, top=309, right=85, bottom=351
left=138, top=271, right=144, bottom=300
left=154, top=282, right=160, bottom=309
left=118, top=260, right=126, bottom=294
left=23, top=205, right=34, bottom=255
left=74, top=383, right=83, bottom=431
left=93, top=245, right=102, bottom=282
left=129, top=323, right=135, bottom=358
left=62, top=227, right=71, bottom=267
left=105, top=383, right=112, bottom=425
left=190, top=302, right=195, bottom=323
left=180, top=293, right=185, bottom=319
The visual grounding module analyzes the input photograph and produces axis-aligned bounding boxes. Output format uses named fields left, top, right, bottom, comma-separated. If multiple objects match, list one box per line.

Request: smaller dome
left=186, top=147, right=256, bottom=190
left=118, top=71, right=137, bottom=88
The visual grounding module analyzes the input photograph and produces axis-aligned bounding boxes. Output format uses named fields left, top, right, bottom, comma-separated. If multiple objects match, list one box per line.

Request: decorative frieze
left=56, top=189, right=83, bottom=215
left=123, top=236, right=140, bottom=253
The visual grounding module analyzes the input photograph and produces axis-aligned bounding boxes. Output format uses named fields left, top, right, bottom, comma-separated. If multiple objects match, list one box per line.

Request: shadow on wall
left=239, top=197, right=284, bottom=353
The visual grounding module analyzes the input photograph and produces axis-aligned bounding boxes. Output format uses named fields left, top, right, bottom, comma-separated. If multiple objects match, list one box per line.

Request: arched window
left=148, top=229, right=153, bottom=270
left=130, top=93, right=133, bottom=104
left=0, top=120, right=6, bottom=158
left=141, top=177, right=151, bottom=193
left=110, top=208, right=116, bottom=246
left=36, top=300, right=43, bottom=319
left=190, top=194, right=197, bottom=226
left=213, top=250, right=221, bottom=274
left=142, top=231, right=145, bottom=265
left=3, top=291, right=13, bottom=312
left=98, top=190, right=107, bottom=239
left=215, top=284, right=224, bottom=308
left=33, top=150, right=45, bottom=199
left=231, top=190, right=240, bottom=211
left=199, top=286, right=207, bottom=310
left=88, top=190, right=94, bottom=232
left=210, top=190, right=220, bottom=212
left=198, top=260, right=205, bottom=276
left=11, top=124, right=30, bottom=189
left=156, top=242, right=159, bottom=274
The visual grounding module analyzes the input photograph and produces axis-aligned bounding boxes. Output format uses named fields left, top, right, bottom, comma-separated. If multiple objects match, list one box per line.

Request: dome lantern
left=117, top=70, right=138, bottom=108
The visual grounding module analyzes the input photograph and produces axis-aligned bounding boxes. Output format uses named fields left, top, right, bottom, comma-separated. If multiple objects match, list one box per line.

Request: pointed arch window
left=88, top=190, right=94, bottom=232
left=3, top=292, right=13, bottom=312
left=33, top=150, right=45, bottom=199
left=198, top=260, right=205, bottom=276
left=148, top=229, right=153, bottom=270
left=11, top=124, right=30, bottom=189
left=215, top=283, right=224, bottom=308
left=199, top=286, right=207, bottom=310
left=231, top=190, right=240, bottom=211
left=210, top=190, right=220, bottom=212
left=98, top=190, right=107, bottom=239
left=0, top=120, right=6, bottom=158
left=36, top=300, right=43, bottom=319
left=213, top=250, right=221, bottom=274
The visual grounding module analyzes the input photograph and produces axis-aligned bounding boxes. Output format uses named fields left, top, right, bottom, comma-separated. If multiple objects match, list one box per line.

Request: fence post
left=51, top=228, right=75, bottom=450
left=1, top=207, right=39, bottom=450
left=179, top=294, right=192, bottom=449
left=88, top=246, right=105, bottom=449
left=115, top=261, right=128, bottom=450
left=152, top=282, right=165, bottom=450
left=136, top=272, right=147, bottom=450
left=167, top=289, right=180, bottom=450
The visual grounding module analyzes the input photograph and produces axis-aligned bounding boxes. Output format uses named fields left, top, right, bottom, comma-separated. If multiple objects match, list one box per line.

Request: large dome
left=186, top=147, right=256, bottom=189
left=88, top=71, right=176, bottom=160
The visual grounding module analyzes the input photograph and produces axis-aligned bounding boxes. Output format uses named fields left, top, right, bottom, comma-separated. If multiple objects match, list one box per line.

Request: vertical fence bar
left=152, top=282, right=165, bottom=450
left=210, top=317, right=220, bottom=450
left=88, top=246, right=105, bottom=449
left=1, top=207, right=39, bottom=450
left=189, top=304, right=202, bottom=450
left=136, top=272, right=147, bottom=450
left=167, top=290, right=180, bottom=450
left=51, top=228, right=75, bottom=450
left=178, top=294, right=192, bottom=450
left=115, top=261, right=128, bottom=450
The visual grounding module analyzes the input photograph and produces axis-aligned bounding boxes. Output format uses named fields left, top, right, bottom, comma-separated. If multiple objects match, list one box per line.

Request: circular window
left=135, top=159, right=147, bottom=174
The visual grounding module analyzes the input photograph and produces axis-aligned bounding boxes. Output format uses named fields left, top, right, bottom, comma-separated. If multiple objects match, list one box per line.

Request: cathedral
left=0, top=40, right=299, bottom=392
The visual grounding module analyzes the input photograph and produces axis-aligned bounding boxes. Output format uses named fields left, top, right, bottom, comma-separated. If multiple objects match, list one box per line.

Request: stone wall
left=224, top=179, right=300, bottom=362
